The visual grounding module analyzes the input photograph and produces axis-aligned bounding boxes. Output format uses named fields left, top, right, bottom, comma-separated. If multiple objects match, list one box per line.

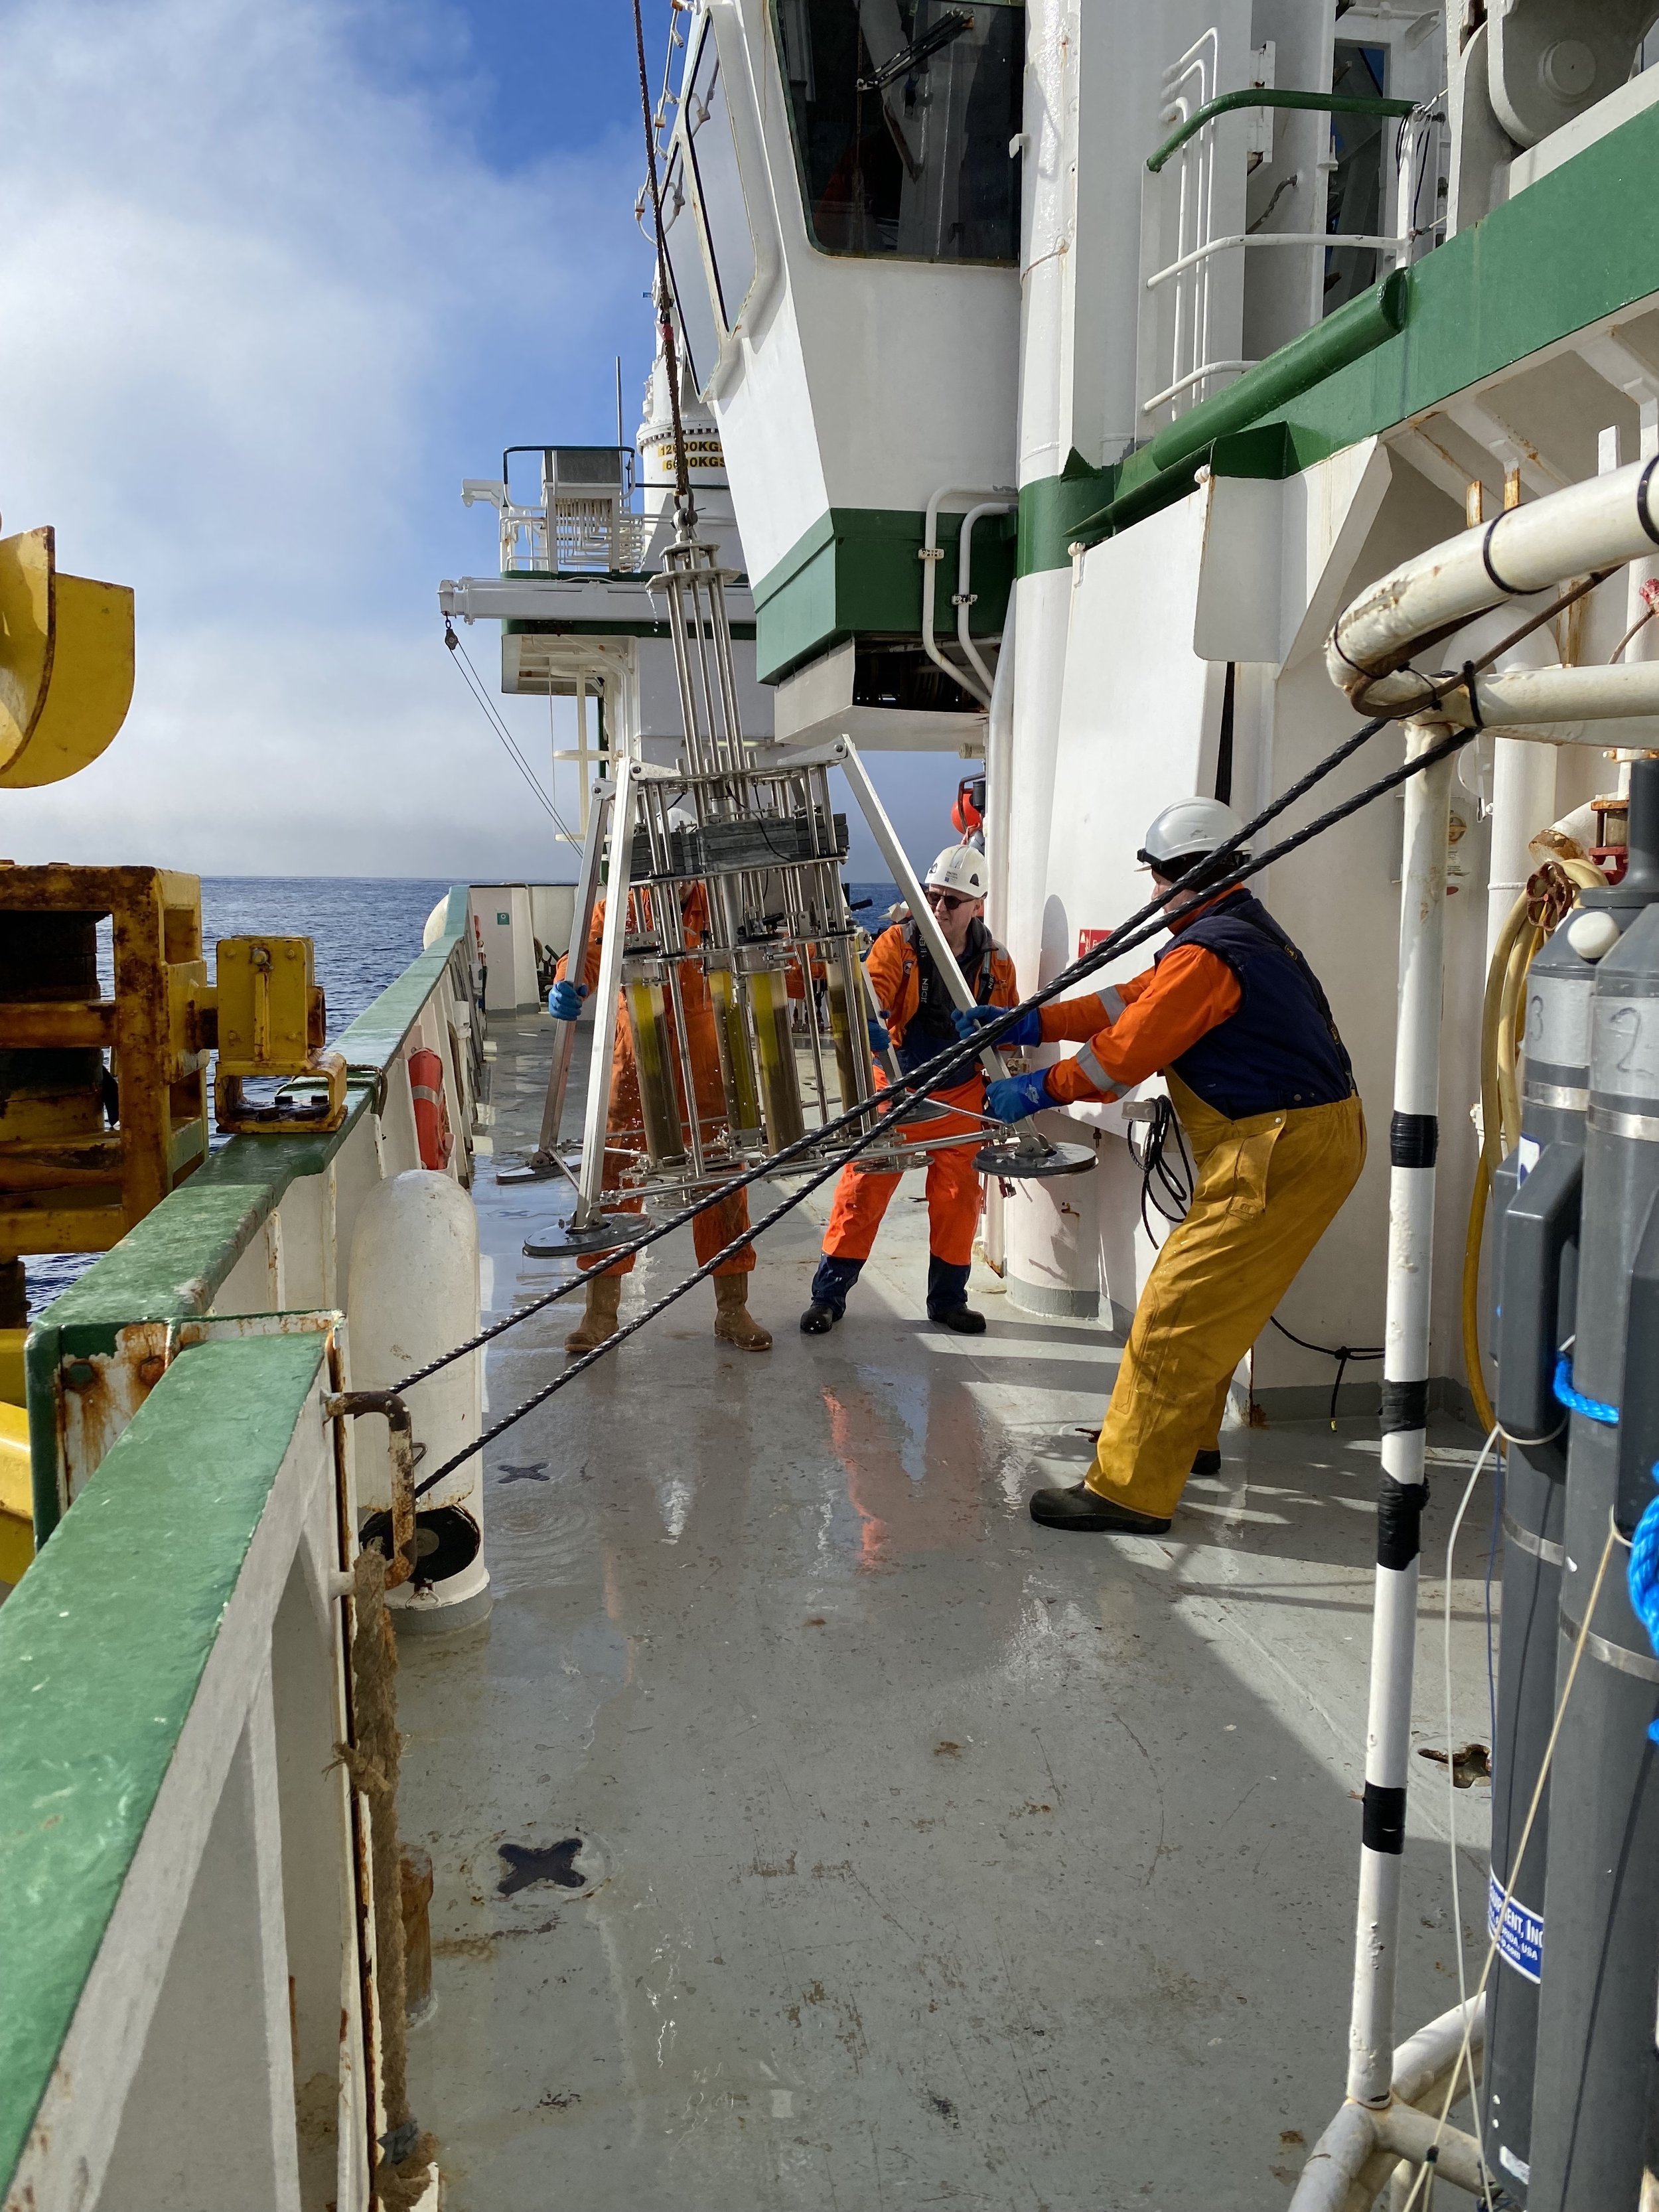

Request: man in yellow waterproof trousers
left=959, top=798, right=1366, bottom=1534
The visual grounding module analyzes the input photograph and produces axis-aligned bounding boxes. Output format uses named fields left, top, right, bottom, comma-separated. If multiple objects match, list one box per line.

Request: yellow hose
left=1460, top=853, right=1605, bottom=1432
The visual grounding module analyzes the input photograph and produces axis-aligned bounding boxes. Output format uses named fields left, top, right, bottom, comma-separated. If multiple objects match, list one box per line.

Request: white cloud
left=0, top=0, right=643, bottom=869
left=0, top=0, right=966, bottom=886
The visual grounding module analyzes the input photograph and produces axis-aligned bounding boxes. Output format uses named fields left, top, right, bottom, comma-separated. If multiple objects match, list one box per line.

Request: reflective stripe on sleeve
left=1074, top=1043, right=1121, bottom=1100
left=1100, top=986, right=1125, bottom=1021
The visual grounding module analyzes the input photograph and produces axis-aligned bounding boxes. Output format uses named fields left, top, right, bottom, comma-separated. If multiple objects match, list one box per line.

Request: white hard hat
left=666, top=803, right=699, bottom=833
left=924, top=844, right=989, bottom=899
left=1138, top=797, right=1248, bottom=875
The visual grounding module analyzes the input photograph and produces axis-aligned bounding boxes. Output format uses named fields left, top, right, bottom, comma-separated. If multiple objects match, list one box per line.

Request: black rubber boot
left=1190, top=1448, right=1222, bottom=1477
left=1028, top=1482, right=1172, bottom=1534
left=802, top=1254, right=863, bottom=1334
left=926, top=1256, right=985, bottom=1332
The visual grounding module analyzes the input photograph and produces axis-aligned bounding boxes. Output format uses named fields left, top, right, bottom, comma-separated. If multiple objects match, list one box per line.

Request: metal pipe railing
left=1147, top=88, right=1415, bottom=175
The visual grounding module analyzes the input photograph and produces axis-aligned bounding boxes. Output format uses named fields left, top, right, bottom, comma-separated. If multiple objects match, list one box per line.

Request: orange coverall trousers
left=822, top=1070, right=987, bottom=1268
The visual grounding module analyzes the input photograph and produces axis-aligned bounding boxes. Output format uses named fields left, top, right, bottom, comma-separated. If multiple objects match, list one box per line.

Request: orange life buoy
left=409, top=1047, right=453, bottom=1170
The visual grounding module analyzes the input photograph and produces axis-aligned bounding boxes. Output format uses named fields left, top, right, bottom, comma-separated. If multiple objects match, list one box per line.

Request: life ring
left=409, top=1047, right=453, bottom=1170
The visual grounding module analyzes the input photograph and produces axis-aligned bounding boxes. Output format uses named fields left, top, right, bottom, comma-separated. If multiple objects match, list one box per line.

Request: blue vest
left=1159, top=890, right=1354, bottom=1122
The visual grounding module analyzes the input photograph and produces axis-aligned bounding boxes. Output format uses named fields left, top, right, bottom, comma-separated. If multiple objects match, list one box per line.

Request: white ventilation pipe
left=1328, top=455, right=1659, bottom=725
left=956, top=499, right=1017, bottom=700
left=921, top=485, right=1015, bottom=708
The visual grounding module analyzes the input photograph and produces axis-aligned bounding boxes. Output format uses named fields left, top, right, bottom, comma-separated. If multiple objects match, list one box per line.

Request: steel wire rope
left=398, top=570, right=1611, bottom=1495
left=442, top=618, right=575, bottom=839
left=408, top=711, right=1482, bottom=1497
left=633, top=0, right=692, bottom=518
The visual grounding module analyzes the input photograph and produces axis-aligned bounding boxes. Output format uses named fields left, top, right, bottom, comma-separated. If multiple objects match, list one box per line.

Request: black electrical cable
left=1127, top=1096, right=1192, bottom=1244
left=407, top=706, right=1480, bottom=1499
left=1267, top=1315, right=1385, bottom=1428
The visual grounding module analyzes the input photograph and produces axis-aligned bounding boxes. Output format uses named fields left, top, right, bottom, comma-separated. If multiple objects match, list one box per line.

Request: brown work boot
left=713, top=1274, right=772, bottom=1351
left=565, top=1271, right=623, bottom=1355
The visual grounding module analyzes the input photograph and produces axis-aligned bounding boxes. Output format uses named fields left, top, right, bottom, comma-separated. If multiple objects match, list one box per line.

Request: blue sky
left=0, top=0, right=957, bottom=882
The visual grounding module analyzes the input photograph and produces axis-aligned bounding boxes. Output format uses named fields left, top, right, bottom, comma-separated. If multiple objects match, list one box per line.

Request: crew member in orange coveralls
left=550, top=872, right=772, bottom=1358
left=801, top=843, right=1019, bottom=1337
left=960, top=798, right=1366, bottom=1534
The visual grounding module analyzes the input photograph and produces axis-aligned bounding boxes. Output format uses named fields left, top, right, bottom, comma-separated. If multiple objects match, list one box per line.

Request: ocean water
left=29, top=875, right=902, bottom=1315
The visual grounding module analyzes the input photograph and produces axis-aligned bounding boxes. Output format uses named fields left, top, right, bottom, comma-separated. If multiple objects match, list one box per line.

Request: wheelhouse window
left=773, top=0, right=1023, bottom=263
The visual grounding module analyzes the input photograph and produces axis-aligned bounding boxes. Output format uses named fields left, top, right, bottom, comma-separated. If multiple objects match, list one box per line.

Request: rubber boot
left=565, top=1270, right=622, bottom=1355
left=802, top=1253, right=863, bottom=1333
left=714, top=1273, right=772, bottom=1351
left=927, top=1256, right=985, bottom=1334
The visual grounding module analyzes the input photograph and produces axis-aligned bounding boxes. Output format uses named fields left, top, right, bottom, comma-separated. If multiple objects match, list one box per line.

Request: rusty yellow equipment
left=0, top=526, right=135, bottom=789
left=0, top=869, right=344, bottom=1328
left=213, top=933, right=347, bottom=1135
left=0, top=865, right=211, bottom=1319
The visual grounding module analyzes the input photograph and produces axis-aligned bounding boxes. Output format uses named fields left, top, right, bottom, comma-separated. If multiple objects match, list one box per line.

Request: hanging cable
left=443, top=617, right=576, bottom=841
left=1439, top=1426, right=1503, bottom=2212
left=632, top=0, right=692, bottom=520
left=1127, top=1096, right=1192, bottom=1242
left=1265, top=1315, right=1385, bottom=1429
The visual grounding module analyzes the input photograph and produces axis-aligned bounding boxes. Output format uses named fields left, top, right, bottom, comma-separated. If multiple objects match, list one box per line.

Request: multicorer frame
left=512, top=517, right=1086, bottom=1258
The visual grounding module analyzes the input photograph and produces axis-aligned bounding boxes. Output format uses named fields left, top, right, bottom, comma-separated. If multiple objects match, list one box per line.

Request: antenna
left=615, top=354, right=625, bottom=453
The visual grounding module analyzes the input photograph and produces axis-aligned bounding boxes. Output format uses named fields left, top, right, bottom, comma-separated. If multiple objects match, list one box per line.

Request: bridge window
left=773, top=0, right=1023, bottom=263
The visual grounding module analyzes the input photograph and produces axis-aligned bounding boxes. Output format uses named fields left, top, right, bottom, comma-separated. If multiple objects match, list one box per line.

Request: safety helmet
left=1137, top=797, right=1249, bottom=877
left=924, top=844, right=989, bottom=900
left=666, top=803, right=699, bottom=833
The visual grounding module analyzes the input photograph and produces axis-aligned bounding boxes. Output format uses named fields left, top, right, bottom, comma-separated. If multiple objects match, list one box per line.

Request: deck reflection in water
left=402, top=1015, right=1492, bottom=2211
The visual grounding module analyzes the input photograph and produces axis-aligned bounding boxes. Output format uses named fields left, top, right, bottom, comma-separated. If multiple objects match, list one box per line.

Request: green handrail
left=1147, top=89, right=1417, bottom=175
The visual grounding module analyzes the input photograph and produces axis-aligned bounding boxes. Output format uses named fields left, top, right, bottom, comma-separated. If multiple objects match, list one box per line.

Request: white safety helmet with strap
left=1137, top=797, right=1249, bottom=879
left=923, top=843, right=989, bottom=899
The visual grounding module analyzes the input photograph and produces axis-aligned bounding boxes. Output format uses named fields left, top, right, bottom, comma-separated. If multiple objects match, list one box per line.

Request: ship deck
left=401, top=1012, right=1494, bottom=2211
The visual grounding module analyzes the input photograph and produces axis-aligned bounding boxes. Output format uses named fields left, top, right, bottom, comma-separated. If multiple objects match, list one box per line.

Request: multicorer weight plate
left=972, top=1138, right=1096, bottom=1179
left=522, top=1213, right=642, bottom=1259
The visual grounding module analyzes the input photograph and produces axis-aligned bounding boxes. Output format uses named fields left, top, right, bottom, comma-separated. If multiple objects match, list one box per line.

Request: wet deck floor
left=403, top=1013, right=1494, bottom=2211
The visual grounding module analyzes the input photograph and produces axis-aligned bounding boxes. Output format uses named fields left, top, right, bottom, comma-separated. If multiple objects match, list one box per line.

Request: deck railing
left=0, top=885, right=481, bottom=2211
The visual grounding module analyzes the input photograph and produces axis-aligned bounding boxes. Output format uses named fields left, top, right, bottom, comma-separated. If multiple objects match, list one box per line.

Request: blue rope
left=1548, top=1365, right=1659, bottom=1741
left=1553, top=1353, right=1621, bottom=1427
left=1630, top=1469, right=1659, bottom=1746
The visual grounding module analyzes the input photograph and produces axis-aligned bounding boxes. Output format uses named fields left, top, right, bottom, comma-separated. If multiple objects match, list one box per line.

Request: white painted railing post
left=1346, top=715, right=1453, bottom=2104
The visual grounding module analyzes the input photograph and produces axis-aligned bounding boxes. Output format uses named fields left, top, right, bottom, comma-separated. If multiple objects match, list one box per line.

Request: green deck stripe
left=0, top=1333, right=326, bottom=2193
left=1019, top=94, right=1659, bottom=571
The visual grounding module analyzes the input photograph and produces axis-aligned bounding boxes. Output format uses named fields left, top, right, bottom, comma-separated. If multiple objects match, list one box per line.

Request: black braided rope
left=410, top=711, right=1479, bottom=1499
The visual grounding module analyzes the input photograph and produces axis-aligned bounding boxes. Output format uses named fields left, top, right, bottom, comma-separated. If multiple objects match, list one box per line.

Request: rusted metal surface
left=0, top=865, right=210, bottom=1266
left=325, top=1392, right=417, bottom=1587
left=58, top=1321, right=177, bottom=1495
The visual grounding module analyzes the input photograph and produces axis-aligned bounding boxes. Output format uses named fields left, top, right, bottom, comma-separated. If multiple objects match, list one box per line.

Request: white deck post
left=1347, top=715, right=1453, bottom=2104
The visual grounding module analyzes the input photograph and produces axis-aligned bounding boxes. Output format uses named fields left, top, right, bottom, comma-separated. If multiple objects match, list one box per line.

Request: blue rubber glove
left=867, top=1014, right=890, bottom=1051
left=953, top=1003, right=1042, bottom=1047
left=548, top=980, right=587, bottom=1021
left=984, top=1070, right=1054, bottom=1122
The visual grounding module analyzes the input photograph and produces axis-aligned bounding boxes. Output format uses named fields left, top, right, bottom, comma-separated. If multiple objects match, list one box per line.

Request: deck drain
left=498, top=1838, right=588, bottom=1895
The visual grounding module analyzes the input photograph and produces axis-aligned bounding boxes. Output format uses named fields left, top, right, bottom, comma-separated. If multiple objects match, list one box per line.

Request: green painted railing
left=0, top=1331, right=330, bottom=2193
left=25, top=883, right=473, bottom=1542
left=1147, top=89, right=1417, bottom=175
